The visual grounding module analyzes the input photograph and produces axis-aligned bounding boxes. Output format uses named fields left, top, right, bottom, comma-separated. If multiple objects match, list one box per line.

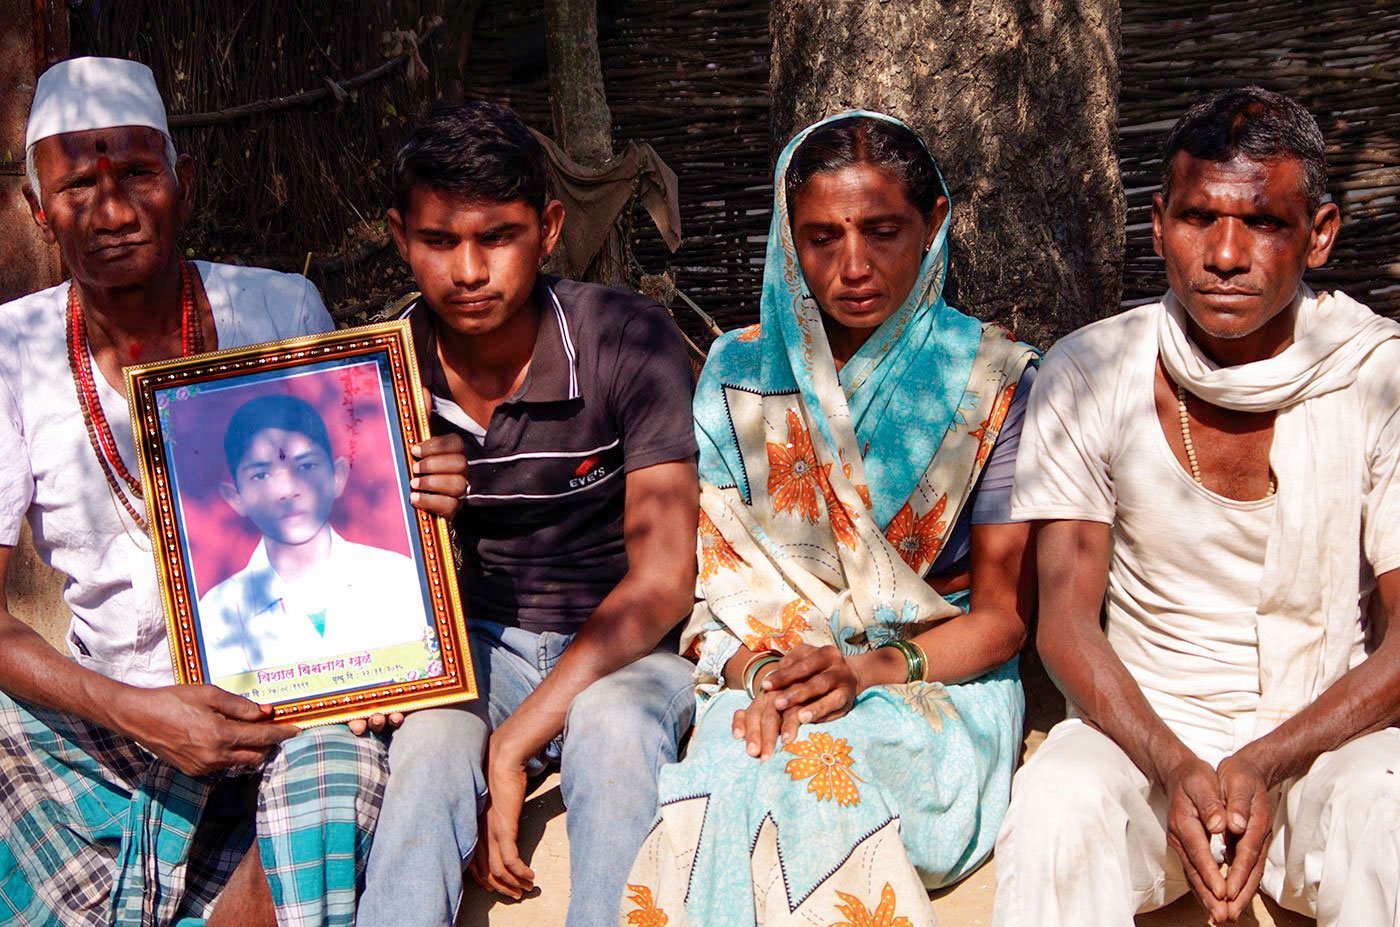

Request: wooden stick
left=168, top=20, right=442, bottom=128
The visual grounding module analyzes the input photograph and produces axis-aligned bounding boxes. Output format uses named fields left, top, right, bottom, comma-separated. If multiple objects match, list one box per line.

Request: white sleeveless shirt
left=1011, top=305, right=1400, bottom=763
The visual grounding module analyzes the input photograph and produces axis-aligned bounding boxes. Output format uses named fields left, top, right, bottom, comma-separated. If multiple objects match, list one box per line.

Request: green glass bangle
left=908, top=640, right=929, bottom=683
left=879, top=640, right=924, bottom=684
left=743, top=654, right=782, bottom=699
left=901, top=640, right=925, bottom=684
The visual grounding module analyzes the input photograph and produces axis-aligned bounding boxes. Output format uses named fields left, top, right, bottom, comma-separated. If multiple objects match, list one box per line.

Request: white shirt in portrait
left=198, top=530, right=430, bottom=680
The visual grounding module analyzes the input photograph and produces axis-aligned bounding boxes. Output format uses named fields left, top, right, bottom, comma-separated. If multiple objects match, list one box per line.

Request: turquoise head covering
left=695, top=110, right=984, bottom=528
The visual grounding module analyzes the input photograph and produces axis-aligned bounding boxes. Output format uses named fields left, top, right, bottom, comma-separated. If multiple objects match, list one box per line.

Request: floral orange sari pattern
left=622, top=111, right=1036, bottom=927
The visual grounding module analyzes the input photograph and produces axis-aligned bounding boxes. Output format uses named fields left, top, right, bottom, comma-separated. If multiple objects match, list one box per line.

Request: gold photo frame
left=126, top=321, right=475, bottom=727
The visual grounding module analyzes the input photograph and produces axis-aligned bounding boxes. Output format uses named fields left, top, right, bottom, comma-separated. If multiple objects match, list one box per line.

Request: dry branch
left=168, top=21, right=442, bottom=128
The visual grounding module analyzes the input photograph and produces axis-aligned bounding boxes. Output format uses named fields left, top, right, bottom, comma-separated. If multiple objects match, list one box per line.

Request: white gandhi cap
left=25, top=56, right=171, bottom=152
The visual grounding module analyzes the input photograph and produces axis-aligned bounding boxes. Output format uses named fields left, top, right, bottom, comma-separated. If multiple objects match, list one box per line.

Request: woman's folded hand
left=731, top=688, right=787, bottom=762
left=762, top=644, right=860, bottom=744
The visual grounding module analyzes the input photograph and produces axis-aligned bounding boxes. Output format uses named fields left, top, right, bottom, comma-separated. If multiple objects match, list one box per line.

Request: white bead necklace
left=1176, top=384, right=1276, bottom=497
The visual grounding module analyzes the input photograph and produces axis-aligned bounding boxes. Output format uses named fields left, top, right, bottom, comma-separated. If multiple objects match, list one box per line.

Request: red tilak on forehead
left=96, top=156, right=111, bottom=172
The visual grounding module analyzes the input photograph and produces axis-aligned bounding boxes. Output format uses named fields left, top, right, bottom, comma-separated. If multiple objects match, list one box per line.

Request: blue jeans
left=357, top=619, right=695, bottom=927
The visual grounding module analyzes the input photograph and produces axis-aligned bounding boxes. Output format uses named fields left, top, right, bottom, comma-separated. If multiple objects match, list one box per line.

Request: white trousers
left=992, top=719, right=1400, bottom=927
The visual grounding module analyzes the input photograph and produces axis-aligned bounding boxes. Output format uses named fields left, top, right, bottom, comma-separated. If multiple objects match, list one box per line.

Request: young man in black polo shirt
left=357, top=102, right=699, bottom=927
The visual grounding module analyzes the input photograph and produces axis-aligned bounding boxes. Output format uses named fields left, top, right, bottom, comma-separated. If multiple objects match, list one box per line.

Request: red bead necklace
left=66, top=260, right=204, bottom=532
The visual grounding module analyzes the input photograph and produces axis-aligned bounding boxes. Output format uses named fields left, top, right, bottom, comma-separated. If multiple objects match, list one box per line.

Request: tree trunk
left=770, top=0, right=1124, bottom=346
left=545, top=0, right=614, bottom=166
left=544, top=0, right=625, bottom=285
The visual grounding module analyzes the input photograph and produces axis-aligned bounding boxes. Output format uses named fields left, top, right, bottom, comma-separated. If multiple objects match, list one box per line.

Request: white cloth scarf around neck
left=1155, top=284, right=1400, bottom=733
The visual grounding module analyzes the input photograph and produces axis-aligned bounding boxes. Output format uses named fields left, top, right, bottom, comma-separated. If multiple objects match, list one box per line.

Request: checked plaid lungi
left=0, top=693, right=387, bottom=927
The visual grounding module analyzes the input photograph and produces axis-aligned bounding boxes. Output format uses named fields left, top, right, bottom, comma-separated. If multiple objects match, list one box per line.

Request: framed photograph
left=126, top=321, right=475, bottom=727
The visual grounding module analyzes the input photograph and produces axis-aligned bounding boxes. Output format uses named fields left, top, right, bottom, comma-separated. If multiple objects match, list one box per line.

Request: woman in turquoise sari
left=622, top=112, right=1038, bottom=927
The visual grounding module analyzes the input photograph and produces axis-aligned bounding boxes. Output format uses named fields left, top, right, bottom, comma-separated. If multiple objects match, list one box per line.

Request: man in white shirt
left=992, top=87, right=1400, bottom=927
left=0, top=58, right=466, bottom=927
left=199, top=395, right=429, bottom=682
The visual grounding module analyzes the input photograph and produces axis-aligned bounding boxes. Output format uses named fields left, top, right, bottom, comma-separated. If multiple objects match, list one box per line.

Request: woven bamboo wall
left=70, top=1, right=444, bottom=308
left=468, top=0, right=1400, bottom=331
left=71, top=1, right=1398, bottom=331
left=1120, top=0, right=1400, bottom=313
left=460, top=0, right=770, bottom=340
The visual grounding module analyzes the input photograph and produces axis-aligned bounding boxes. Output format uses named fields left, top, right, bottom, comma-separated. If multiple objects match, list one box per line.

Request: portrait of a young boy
left=198, top=394, right=430, bottom=681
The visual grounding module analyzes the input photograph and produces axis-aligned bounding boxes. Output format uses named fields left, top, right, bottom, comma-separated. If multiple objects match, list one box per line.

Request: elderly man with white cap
left=0, top=57, right=465, bottom=927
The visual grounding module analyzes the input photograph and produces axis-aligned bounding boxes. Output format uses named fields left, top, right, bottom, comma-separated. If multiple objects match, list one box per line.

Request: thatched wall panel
left=460, top=0, right=770, bottom=343
left=71, top=1, right=1397, bottom=331
left=1119, top=0, right=1400, bottom=314
left=70, top=2, right=448, bottom=308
